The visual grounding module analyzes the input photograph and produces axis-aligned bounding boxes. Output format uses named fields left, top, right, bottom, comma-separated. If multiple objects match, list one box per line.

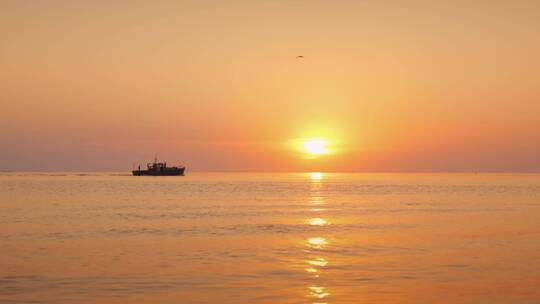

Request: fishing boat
left=132, top=158, right=185, bottom=176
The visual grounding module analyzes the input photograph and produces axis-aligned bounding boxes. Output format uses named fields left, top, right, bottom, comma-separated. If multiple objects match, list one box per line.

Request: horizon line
left=2, top=170, right=540, bottom=174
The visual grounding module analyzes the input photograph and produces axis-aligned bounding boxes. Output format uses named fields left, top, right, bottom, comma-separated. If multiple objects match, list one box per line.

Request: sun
left=290, top=133, right=338, bottom=159
left=302, top=138, right=329, bottom=156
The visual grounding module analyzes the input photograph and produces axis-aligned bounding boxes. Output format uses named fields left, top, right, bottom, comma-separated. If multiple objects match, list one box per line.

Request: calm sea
left=1, top=172, right=540, bottom=303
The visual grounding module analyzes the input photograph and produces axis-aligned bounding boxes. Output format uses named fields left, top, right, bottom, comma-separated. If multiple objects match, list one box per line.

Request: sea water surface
left=1, top=172, right=540, bottom=303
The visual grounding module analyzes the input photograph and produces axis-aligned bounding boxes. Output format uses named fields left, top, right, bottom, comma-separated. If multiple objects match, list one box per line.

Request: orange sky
left=1, top=0, right=539, bottom=171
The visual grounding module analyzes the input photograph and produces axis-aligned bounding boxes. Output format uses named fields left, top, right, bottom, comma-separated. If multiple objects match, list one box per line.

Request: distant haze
left=1, top=1, right=539, bottom=171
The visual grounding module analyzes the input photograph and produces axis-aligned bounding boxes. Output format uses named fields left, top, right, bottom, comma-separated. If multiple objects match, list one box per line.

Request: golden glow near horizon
left=2, top=2, right=540, bottom=172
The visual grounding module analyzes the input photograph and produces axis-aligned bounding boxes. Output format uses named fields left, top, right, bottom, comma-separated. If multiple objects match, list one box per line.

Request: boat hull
left=132, top=167, right=185, bottom=176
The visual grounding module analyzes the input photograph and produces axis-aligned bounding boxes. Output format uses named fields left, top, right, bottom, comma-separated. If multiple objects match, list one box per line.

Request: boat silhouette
left=132, top=158, right=185, bottom=176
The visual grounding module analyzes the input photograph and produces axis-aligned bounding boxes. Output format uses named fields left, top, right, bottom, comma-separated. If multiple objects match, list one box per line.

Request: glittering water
left=1, top=172, right=540, bottom=303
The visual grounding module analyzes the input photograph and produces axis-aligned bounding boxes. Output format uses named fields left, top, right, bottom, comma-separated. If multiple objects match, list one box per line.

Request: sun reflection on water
left=308, top=218, right=328, bottom=226
left=309, top=196, right=326, bottom=206
left=303, top=172, right=331, bottom=303
left=309, top=286, right=330, bottom=299
left=305, top=256, right=328, bottom=278
left=310, top=172, right=324, bottom=181
left=308, top=257, right=328, bottom=267
left=306, top=237, right=328, bottom=249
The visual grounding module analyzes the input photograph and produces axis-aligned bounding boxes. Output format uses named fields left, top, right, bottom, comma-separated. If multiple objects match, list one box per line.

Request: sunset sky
left=1, top=0, right=539, bottom=171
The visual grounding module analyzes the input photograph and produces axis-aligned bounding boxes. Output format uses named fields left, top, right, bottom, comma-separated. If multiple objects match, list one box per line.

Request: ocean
left=1, top=172, right=539, bottom=303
